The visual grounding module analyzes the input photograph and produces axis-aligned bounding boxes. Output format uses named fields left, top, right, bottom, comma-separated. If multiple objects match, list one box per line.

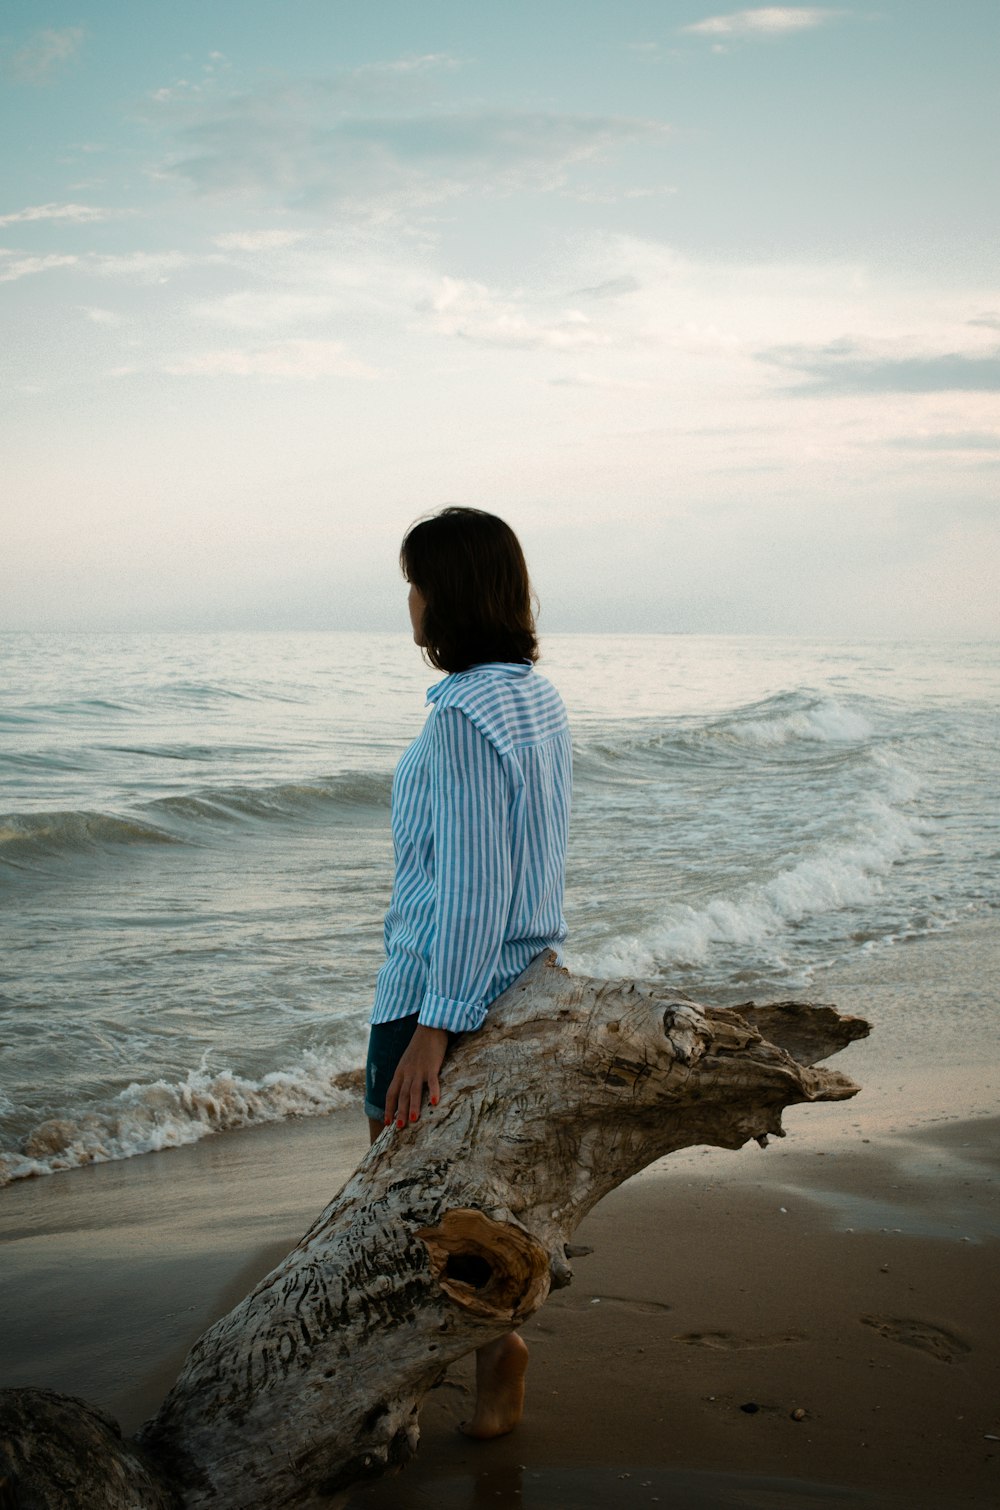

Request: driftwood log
left=0, top=955, right=868, bottom=1508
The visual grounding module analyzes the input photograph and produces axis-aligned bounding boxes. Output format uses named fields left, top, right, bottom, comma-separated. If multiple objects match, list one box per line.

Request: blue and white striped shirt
left=371, top=661, right=572, bottom=1034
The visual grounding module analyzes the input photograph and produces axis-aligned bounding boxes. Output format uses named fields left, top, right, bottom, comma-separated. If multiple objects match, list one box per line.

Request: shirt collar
left=426, top=661, right=532, bottom=703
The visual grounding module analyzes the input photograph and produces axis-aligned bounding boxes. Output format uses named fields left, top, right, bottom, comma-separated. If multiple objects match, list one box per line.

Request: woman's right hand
left=384, top=1024, right=449, bottom=1129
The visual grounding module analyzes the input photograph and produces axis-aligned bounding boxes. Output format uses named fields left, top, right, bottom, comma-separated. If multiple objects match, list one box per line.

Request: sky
left=2, top=1, right=998, bottom=637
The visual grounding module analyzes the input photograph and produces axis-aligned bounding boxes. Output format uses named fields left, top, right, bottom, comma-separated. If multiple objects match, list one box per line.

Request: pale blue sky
left=2, top=2, right=998, bottom=634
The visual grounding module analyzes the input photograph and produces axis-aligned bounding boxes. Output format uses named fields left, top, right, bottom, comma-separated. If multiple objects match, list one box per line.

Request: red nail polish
left=430, top=1096, right=438, bottom=1106
left=410, top=1111, right=418, bottom=1122
left=396, top=1118, right=405, bottom=1129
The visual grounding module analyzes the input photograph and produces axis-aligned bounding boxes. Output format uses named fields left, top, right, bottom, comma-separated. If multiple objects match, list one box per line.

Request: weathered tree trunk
left=0, top=956, right=867, bottom=1508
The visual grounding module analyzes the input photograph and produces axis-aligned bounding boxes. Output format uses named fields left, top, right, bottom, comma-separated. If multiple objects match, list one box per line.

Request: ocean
left=1, top=632, right=997, bottom=1186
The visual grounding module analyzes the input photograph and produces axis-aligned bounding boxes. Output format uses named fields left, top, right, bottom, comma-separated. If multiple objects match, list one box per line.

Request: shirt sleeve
left=418, top=705, right=512, bottom=1033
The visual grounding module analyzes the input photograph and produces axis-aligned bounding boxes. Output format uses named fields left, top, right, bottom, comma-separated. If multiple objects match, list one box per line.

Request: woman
left=364, top=506, right=572, bottom=1438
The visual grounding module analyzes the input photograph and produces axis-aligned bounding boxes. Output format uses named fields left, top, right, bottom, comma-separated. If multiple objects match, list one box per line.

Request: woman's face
left=407, top=583, right=427, bottom=647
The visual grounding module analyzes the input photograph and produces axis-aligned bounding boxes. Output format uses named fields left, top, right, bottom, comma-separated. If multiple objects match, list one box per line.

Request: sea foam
left=0, top=1048, right=363, bottom=1186
left=565, top=793, right=926, bottom=982
left=717, top=696, right=873, bottom=748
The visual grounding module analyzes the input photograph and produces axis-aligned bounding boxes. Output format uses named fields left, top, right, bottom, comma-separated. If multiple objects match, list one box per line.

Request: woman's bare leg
left=460, top=1333, right=529, bottom=1439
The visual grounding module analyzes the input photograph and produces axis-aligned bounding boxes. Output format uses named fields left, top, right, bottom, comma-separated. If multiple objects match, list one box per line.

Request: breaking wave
left=574, top=692, right=876, bottom=781
left=705, top=693, right=873, bottom=748
left=565, top=794, right=925, bottom=981
left=0, top=1048, right=364, bottom=1186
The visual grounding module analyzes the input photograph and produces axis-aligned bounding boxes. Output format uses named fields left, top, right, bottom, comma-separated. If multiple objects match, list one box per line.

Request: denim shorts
left=364, top=1014, right=420, bottom=1121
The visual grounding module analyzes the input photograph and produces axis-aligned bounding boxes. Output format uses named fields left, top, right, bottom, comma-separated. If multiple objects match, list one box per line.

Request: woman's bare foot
left=460, top=1333, right=528, bottom=1439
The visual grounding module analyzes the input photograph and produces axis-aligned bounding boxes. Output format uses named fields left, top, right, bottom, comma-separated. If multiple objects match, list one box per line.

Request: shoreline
left=2, top=922, right=998, bottom=1508
left=1, top=1111, right=996, bottom=1508
left=350, top=1119, right=1000, bottom=1510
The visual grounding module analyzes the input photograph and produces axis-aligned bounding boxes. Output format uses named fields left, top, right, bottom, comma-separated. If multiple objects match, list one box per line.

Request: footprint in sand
left=592, top=1295, right=673, bottom=1315
left=546, top=1294, right=673, bottom=1318
left=860, top=1315, right=971, bottom=1363
left=532, top=1294, right=672, bottom=1336
left=672, top=1330, right=806, bottom=1351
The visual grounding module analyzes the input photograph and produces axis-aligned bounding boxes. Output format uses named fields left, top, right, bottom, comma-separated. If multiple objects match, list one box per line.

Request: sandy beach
left=2, top=927, right=998, bottom=1509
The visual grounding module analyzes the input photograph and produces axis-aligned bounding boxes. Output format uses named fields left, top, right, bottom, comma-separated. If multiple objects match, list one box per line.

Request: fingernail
left=384, top=1116, right=391, bottom=1126
left=430, top=1096, right=438, bottom=1106
left=396, top=1118, right=405, bottom=1129
left=410, top=1111, right=418, bottom=1122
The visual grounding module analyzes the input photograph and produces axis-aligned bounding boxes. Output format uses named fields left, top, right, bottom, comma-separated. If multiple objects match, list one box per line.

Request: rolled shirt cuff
left=418, top=991, right=487, bottom=1034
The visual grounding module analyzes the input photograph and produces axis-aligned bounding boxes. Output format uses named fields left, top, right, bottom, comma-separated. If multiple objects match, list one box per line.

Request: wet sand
left=1, top=1104, right=997, bottom=1509
left=2, top=928, right=999, bottom=1509
left=347, top=1119, right=1000, bottom=1510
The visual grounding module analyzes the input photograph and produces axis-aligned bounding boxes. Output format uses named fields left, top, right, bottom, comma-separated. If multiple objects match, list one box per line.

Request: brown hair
left=400, top=507, right=539, bottom=674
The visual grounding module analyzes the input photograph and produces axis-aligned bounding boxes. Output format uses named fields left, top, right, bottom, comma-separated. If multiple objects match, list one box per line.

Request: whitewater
left=1, top=632, right=996, bottom=1185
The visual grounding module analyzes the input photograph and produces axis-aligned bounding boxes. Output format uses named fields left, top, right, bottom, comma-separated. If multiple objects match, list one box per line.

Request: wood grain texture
left=1, top=956, right=868, bottom=1507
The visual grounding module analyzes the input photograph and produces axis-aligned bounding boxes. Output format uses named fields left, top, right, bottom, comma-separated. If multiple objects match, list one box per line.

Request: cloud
left=455, top=313, right=607, bottom=351
left=213, top=230, right=307, bottom=251
left=191, top=289, right=349, bottom=330
left=886, top=431, right=1000, bottom=453
left=0, top=246, right=216, bottom=287
left=682, top=8, right=844, bottom=38
left=622, top=185, right=677, bottom=199
left=161, top=85, right=666, bottom=220
left=88, top=251, right=203, bottom=282
left=547, top=371, right=651, bottom=391
left=81, top=307, right=123, bottom=326
left=149, top=52, right=460, bottom=113
left=422, top=276, right=611, bottom=351
left=350, top=53, right=462, bottom=79
left=189, top=238, right=427, bottom=331
left=3, top=26, right=84, bottom=84
left=765, top=344, right=1000, bottom=393
left=146, top=49, right=234, bottom=104
left=562, top=182, right=676, bottom=205
left=0, top=202, right=117, bottom=228
left=160, top=339, right=377, bottom=379
left=0, top=253, right=79, bottom=283
left=572, top=275, right=642, bottom=300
